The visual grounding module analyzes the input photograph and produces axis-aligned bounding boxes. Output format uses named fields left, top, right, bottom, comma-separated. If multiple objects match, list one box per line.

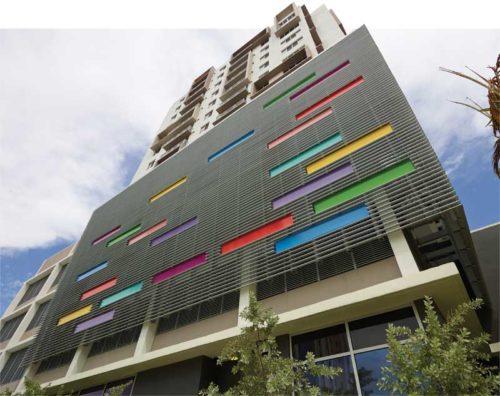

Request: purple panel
left=150, top=217, right=198, bottom=247
left=290, top=60, right=350, bottom=100
left=272, top=163, right=353, bottom=209
left=152, top=253, right=207, bottom=284
left=74, top=310, right=115, bottom=333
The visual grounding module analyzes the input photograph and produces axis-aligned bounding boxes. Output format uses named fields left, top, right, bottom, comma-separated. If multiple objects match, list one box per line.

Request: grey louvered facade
left=28, top=25, right=462, bottom=364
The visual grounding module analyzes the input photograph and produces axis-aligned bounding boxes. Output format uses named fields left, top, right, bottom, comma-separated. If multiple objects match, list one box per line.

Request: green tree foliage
left=378, top=296, right=500, bottom=395
left=200, top=293, right=341, bottom=396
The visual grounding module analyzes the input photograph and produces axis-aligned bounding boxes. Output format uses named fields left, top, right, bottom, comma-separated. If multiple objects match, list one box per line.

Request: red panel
left=221, top=214, right=294, bottom=255
left=268, top=108, right=333, bottom=149
left=128, top=219, right=168, bottom=245
left=295, top=76, right=364, bottom=121
left=81, top=278, right=118, bottom=301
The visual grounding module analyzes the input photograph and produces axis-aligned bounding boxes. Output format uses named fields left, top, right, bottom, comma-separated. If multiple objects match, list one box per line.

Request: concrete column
left=14, top=363, right=40, bottom=393
left=238, top=284, right=256, bottom=328
left=388, top=229, right=419, bottom=276
left=134, top=321, right=158, bottom=357
left=66, top=344, right=91, bottom=376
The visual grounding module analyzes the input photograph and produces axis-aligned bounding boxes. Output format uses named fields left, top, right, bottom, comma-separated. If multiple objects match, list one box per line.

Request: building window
left=261, top=44, right=269, bottom=52
left=212, top=90, right=219, bottom=96
left=26, top=300, right=51, bottom=330
left=17, top=276, right=48, bottom=307
left=281, top=37, right=303, bottom=53
left=219, top=65, right=226, bottom=71
left=175, top=104, right=181, bottom=111
left=0, top=348, right=28, bottom=385
left=88, top=326, right=141, bottom=357
left=147, top=160, right=155, bottom=169
left=0, top=313, right=25, bottom=342
left=214, top=81, right=221, bottom=87
left=260, top=53, right=269, bottom=60
left=171, top=114, right=176, bottom=120
left=37, top=349, right=76, bottom=373
left=208, top=99, right=216, bottom=107
left=205, top=111, right=213, bottom=119
left=217, top=73, right=224, bottom=79
left=291, top=307, right=420, bottom=395
left=259, top=61, right=269, bottom=70
left=201, top=123, right=209, bottom=132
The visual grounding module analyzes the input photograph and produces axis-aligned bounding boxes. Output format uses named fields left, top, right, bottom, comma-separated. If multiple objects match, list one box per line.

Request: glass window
left=0, top=348, right=28, bottom=385
left=309, top=355, right=357, bottom=395
left=292, top=324, right=349, bottom=360
left=27, top=300, right=50, bottom=330
left=0, top=313, right=25, bottom=342
left=17, top=276, right=48, bottom=306
left=51, top=264, right=67, bottom=287
left=354, top=348, right=389, bottom=396
left=349, top=307, right=418, bottom=350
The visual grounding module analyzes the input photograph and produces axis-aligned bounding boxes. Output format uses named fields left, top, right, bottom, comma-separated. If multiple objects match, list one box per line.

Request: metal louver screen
left=27, top=25, right=460, bottom=364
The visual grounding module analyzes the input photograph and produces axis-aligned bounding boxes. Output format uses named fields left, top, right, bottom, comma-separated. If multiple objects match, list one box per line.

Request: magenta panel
left=152, top=253, right=207, bottom=284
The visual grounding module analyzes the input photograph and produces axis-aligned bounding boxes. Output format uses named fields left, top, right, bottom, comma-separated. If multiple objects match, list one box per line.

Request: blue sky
left=0, top=28, right=499, bottom=315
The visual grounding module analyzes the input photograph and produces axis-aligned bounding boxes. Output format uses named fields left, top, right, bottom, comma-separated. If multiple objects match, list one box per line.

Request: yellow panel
left=306, top=124, right=393, bottom=174
left=57, top=304, right=92, bottom=326
left=149, top=177, right=187, bottom=203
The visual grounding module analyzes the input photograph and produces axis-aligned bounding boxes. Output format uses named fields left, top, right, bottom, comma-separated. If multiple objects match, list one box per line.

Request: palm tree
left=440, top=54, right=500, bottom=177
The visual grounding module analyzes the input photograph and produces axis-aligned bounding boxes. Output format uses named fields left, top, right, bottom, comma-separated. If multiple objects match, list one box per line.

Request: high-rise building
left=0, top=4, right=498, bottom=395
left=132, top=3, right=346, bottom=182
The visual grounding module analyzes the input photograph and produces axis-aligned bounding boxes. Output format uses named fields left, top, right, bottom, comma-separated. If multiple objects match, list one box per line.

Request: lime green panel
left=106, top=224, right=141, bottom=247
left=314, top=160, right=416, bottom=214
left=263, top=73, right=316, bottom=109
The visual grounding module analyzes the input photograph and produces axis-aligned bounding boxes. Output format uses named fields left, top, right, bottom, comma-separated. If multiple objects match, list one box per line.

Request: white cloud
left=371, top=29, right=500, bottom=180
left=0, top=30, right=253, bottom=251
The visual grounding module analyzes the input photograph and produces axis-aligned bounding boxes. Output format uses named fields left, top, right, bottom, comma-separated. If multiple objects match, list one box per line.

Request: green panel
left=263, top=73, right=316, bottom=109
left=100, top=282, right=143, bottom=307
left=314, top=160, right=416, bottom=213
left=270, top=134, right=342, bottom=177
left=106, top=224, right=141, bottom=247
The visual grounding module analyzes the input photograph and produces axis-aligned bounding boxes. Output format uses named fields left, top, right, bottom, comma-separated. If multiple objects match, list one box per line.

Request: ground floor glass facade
left=292, top=306, right=420, bottom=395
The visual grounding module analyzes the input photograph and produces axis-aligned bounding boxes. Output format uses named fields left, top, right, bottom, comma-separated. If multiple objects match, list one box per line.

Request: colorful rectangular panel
left=290, top=60, right=350, bottom=100
left=208, top=130, right=255, bottom=162
left=74, top=310, right=115, bottom=333
left=269, top=134, right=342, bottom=177
left=152, top=253, right=208, bottom=284
left=150, top=217, right=198, bottom=247
left=81, top=278, right=117, bottom=301
left=263, top=73, right=316, bottom=109
left=57, top=305, right=92, bottom=326
left=76, top=261, right=108, bottom=282
left=275, top=204, right=370, bottom=253
left=149, top=177, right=187, bottom=203
left=267, top=108, right=333, bottom=149
left=296, top=76, right=364, bottom=121
left=128, top=219, right=168, bottom=245
left=314, top=160, right=416, bottom=214
left=221, top=214, right=294, bottom=255
left=306, top=124, right=393, bottom=175
left=91, top=226, right=121, bottom=246
left=272, top=163, right=353, bottom=209
left=100, top=282, right=143, bottom=308
left=106, top=225, right=142, bottom=247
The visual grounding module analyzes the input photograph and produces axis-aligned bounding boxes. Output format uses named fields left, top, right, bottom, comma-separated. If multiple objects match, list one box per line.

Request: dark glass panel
left=309, top=355, right=357, bottom=395
left=349, top=307, right=418, bottom=350
left=292, top=324, right=349, bottom=360
left=354, top=348, right=389, bottom=396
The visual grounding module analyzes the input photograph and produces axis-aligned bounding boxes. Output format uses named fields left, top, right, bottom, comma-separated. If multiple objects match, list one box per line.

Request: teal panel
left=100, top=282, right=143, bottom=307
left=269, top=134, right=342, bottom=177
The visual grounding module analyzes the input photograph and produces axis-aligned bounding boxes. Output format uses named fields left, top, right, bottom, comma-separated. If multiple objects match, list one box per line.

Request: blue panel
left=76, top=261, right=108, bottom=282
left=275, top=204, right=369, bottom=253
left=208, top=130, right=255, bottom=162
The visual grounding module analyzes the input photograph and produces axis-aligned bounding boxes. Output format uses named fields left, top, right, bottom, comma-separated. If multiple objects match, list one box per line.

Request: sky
left=0, top=1, right=499, bottom=315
